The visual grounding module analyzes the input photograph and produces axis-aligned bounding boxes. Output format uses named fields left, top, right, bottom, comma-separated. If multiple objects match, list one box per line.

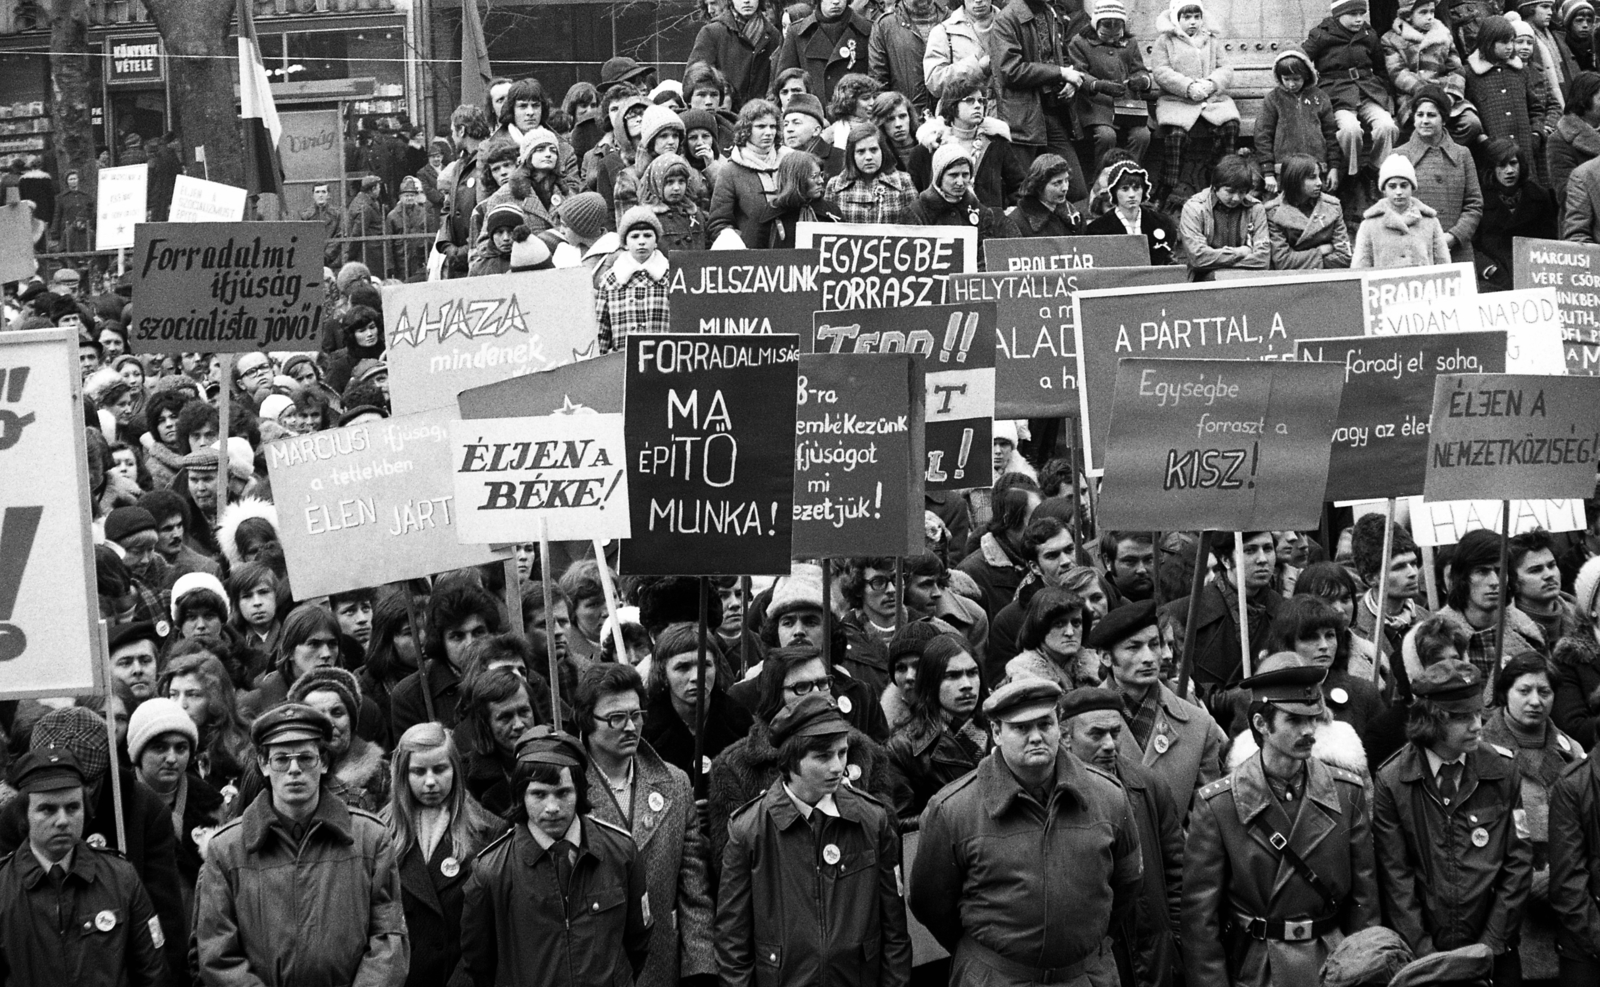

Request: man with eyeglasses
left=841, top=555, right=990, bottom=695
left=576, top=664, right=714, bottom=987
left=195, top=704, right=408, bottom=986
left=232, top=352, right=276, bottom=403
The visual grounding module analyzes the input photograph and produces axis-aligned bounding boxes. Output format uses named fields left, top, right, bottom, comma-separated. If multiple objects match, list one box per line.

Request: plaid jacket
left=825, top=170, right=918, bottom=225
left=596, top=252, right=672, bottom=353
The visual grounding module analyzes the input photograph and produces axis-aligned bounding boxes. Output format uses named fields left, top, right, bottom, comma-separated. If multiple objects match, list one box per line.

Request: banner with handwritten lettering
left=1423, top=373, right=1600, bottom=501
left=815, top=302, right=997, bottom=491
left=1074, top=275, right=1365, bottom=472
left=128, top=222, right=327, bottom=352
left=266, top=408, right=502, bottom=598
left=1097, top=358, right=1345, bottom=530
left=622, top=334, right=800, bottom=575
left=666, top=249, right=820, bottom=343
left=982, top=233, right=1150, bottom=273
left=792, top=354, right=925, bottom=558
left=1296, top=332, right=1507, bottom=501
left=1360, top=262, right=1475, bottom=335
left=384, top=267, right=598, bottom=417
left=1513, top=237, right=1600, bottom=374
left=797, top=221, right=976, bottom=311
left=947, top=265, right=1186, bottom=418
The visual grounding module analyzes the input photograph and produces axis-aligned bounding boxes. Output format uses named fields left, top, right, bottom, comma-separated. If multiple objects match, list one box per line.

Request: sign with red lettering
left=1423, top=373, right=1600, bottom=501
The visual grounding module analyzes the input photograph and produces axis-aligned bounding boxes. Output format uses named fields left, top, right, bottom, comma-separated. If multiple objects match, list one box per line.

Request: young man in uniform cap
left=1182, top=652, right=1378, bottom=987
left=194, top=703, right=408, bottom=985
left=1060, top=686, right=1184, bottom=987
left=1088, top=599, right=1225, bottom=815
left=462, top=726, right=653, bottom=987
left=1373, top=659, right=1532, bottom=986
left=716, top=692, right=911, bottom=987
left=0, top=748, right=168, bottom=986
left=912, top=675, right=1142, bottom=986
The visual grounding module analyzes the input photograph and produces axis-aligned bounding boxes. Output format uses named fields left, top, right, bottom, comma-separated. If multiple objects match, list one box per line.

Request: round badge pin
left=702, top=755, right=714, bottom=776
left=1153, top=735, right=1170, bottom=754
left=838, top=695, right=853, bottom=714
left=847, top=763, right=862, bottom=782
left=823, top=843, right=841, bottom=865
left=95, top=910, right=116, bottom=932
left=86, top=833, right=107, bottom=849
left=1471, top=827, right=1489, bottom=848
left=440, top=857, right=460, bottom=878
left=1329, top=687, right=1349, bottom=705
left=648, top=791, right=665, bottom=813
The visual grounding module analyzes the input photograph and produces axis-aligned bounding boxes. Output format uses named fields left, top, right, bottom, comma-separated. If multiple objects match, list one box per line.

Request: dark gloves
left=1128, top=74, right=1153, bottom=94
left=1092, top=79, right=1129, bottom=97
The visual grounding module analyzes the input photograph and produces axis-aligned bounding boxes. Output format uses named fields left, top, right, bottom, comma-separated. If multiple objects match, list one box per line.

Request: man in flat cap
left=462, top=726, right=653, bottom=987
left=1182, top=652, right=1378, bottom=987
left=1090, top=600, right=1225, bottom=815
left=195, top=704, right=408, bottom=986
left=1373, top=659, right=1531, bottom=986
left=1061, top=687, right=1184, bottom=987
left=911, top=675, right=1142, bottom=986
left=0, top=748, right=167, bottom=986
left=715, top=692, right=910, bottom=987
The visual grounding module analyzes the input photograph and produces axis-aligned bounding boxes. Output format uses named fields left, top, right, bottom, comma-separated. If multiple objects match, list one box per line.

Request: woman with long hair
left=869, top=89, right=921, bottom=173
left=158, top=643, right=251, bottom=797
left=361, top=592, right=423, bottom=736
left=1268, top=594, right=1384, bottom=734
left=766, top=151, right=840, bottom=247
left=1006, top=587, right=1097, bottom=693
left=884, top=633, right=987, bottom=827
left=825, top=120, right=917, bottom=224
left=382, top=723, right=508, bottom=987
left=226, top=561, right=284, bottom=677
left=641, top=623, right=753, bottom=793
left=1294, top=561, right=1384, bottom=686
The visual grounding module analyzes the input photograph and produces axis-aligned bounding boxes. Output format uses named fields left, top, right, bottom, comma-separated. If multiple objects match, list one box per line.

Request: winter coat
left=768, top=199, right=843, bottom=249
left=1068, top=31, right=1154, bottom=130
left=825, top=170, right=919, bottom=224
left=991, top=0, right=1081, bottom=147
left=480, top=125, right=581, bottom=201
left=1547, top=112, right=1600, bottom=203
left=884, top=716, right=988, bottom=826
left=869, top=6, right=937, bottom=115
left=715, top=780, right=912, bottom=987
left=1373, top=742, right=1533, bottom=955
left=1158, top=582, right=1287, bottom=702
left=1178, top=186, right=1271, bottom=276
left=51, top=188, right=94, bottom=252
left=642, top=689, right=753, bottom=791
left=389, top=800, right=506, bottom=987
left=341, top=190, right=388, bottom=276
left=1465, top=51, right=1546, bottom=172
left=1255, top=50, right=1342, bottom=170
left=1381, top=16, right=1468, bottom=123
left=595, top=251, right=672, bottom=352
left=956, top=531, right=1029, bottom=618
left=923, top=5, right=992, bottom=100
left=1150, top=11, right=1239, bottom=130
left=1397, top=133, right=1483, bottom=264
left=1552, top=631, right=1600, bottom=750
left=391, top=659, right=463, bottom=738
left=686, top=11, right=782, bottom=110
left=908, top=187, right=1009, bottom=244
left=326, top=735, right=391, bottom=814
left=1084, top=205, right=1180, bottom=264
left=1352, top=197, right=1452, bottom=269
left=1563, top=153, right=1600, bottom=241
left=708, top=146, right=789, bottom=247
left=907, top=116, right=1027, bottom=208
left=773, top=9, right=875, bottom=105
left=1266, top=192, right=1353, bottom=269
left=194, top=790, right=408, bottom=986
left=1183, top=753, right=1378, bottom=987
left=1476, top=172, right=1560, bottom=288
left=650, top=201, right=708, bottom=253
left=586, top=742, right=716, bottom=987
left=1304, top=15, right=1395, bottom=113
left=439, top=150, right=483, bottom=277
left=385, top=201, right=437, bottom=279
left=1549, top=754, right=1600, bottom=959
left=1113, top=755, right=1184, bottom=987
left=1114, top=682, right=1226, bottom=816
left=1005, top=195, right=1085, bottom=237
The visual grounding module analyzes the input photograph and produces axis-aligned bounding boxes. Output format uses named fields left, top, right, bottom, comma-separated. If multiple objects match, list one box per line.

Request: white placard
left=95, top=164, right=147, bottom=250
left=167, top=175, right=248, bottom=223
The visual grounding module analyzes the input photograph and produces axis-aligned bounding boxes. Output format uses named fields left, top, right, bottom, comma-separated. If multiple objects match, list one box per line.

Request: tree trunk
left=48, top=0, right=97, bottom=190
left=144, top=0, right=244, bottom=188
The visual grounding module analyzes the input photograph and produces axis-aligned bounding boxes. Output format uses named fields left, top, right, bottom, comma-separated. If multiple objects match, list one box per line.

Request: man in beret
left=0, top=749, right=168, bottom=986
left=1061, top=687, right=1184, bottom=987
left=1373, top=659, right=1532, bottom=985
left=462, top=726, right=653, bottom=987
left=715, top=693, right=909, bottom=987
left=912, top=676, right=1142, bottom=986
left=107, top=620, right=162, bottom=702
left=194, top=704, right=408, bottom=986
left=1090, top=599, right=1225, bottom=815
left=1182, top=653, right=1378, bottom=987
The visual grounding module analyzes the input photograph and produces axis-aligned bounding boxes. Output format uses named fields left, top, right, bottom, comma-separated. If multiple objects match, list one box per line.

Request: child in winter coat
left=595, top=206, right=672, bottom=352
left=1561, top=0, right=1596, bottom=73
left=614, top=104, right=689, bottom=221
left=1353, top=153, right=1451, bottom=268
left=469, top=203, right=523, bottom=276
left=825, top=120, right=918, bottom=224
left=1254, top=49, right=1343, bottom=195
left=1150, top=0, right=1241, bottom=209
left=1305, top=0, right=1400, bottom=185
left=1068, top=0, right=1154, bottom=177
left=1265, top=152, right=1352, bottom=269
left=1466, top=15, right=1548, bottom=174
left=1509, top=12, right=1565, bottom=143
left=1381, top=0, right=1482, bottom=146
left=639, top=152, right=709, bottom=253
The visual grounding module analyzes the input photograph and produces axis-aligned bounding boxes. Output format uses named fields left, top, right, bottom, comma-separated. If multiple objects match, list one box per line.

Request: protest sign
left=1097, top=358, right=1345, bottom=531
left=815, top=302, right=996, bottom=490
left=982, top=233, right=1150, bottom=272
left=459, top=351, right=626, bottom=420
left=128, top=222, right=327, bottom=353
left=0, top=204, right=34, bottom=283
left=385, top=267, right=598, bottom=418
left=166, top=175, right=248, bottom=223
left=449, top=412, right=630, bottom=544
left=792, top=354, right=925, bottom=558
left=1512, top=237, right=1600, bottom=374
left=1423, top=373, right=1600, bottom=501
left=1296, top=332, right=1507, bottom=501
left=266, top=408, right=503, bottom=598
left=797, top=221, right=976, bottom=311
left=95, top=164, right=147, bottom=251
left=947, top=265, right=1186, bottom=418
left=1361, top=262, right=1475, bottom=335
left=1407, top=496, right=1586, bottom=546
left=623, top=334, right=801, bottom=575
left=1075, top=274, right=1366, bottom=472
left=0, top=330, right=103, bottom=696
left=1368, top=286, right=1566, bottom=374
left=666, top=249, right=820, bottom=342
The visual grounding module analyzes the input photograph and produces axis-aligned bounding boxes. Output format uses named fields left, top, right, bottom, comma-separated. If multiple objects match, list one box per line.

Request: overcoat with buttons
left=1114, top=682, right=1226, bottom=816
left=1464, top=51, right=1546, bottom=177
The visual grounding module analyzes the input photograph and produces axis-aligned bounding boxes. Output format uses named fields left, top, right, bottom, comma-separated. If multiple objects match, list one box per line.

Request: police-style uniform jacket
left=1181, top=750, right=1378, bottom=987
left=1373, top=741, right=1533, bottom=956
left=0, top=839, right=167, bottom=987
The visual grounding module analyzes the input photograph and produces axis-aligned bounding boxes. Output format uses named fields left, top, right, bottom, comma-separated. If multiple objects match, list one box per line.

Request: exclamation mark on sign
left=940, top=315, right=961, bottom=363
left=1247, top=442, right=1259, bottom=490
left=601, top=470, right=624, bottom=508
left=769, top=502, right=778, bottom=536
left=957, top=312, right=978, bottom=363
left=953, top=429, right=973, bottom=480
left=0, top=506, right=44, bottom=662
left=874, top=482, right=882, bottom=519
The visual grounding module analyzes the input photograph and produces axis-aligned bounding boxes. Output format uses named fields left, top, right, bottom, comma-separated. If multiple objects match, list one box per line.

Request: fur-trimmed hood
left=1227, top=716, right=1369, bottom=780
left=1554, top=630, right=1600, bottom=669
left=1272, top=47, right=1319, bottom=86
left=217, top=496, right=279, bottom=567
left=1468, top=50, right=1523, bottom=75
left=880, top=682, right=913, bottom=733
left=915, top=115, right=1013, bottom=150
left=1155, top=8, right=1217, bottom=46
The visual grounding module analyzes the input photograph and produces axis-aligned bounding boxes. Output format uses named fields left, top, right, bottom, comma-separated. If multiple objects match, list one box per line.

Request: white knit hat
left=1576, top=556, right=1600, bottom=620
left=1377, top=154, right=1417, bottom=188
left=126, top=697, right=199, bottom=762
left=1092, top=0, right=1128, bottom=24
left=767, top=562, right=827, bottom=621
left=171, top=571, right=230, bottom=621
left=259, top=394, right=295, bottom=422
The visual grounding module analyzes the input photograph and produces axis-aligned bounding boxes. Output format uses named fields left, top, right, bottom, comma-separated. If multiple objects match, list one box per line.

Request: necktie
left=551, top=839, right=575, bottom=899
left=809, top=808, right=827, bottom=845
left=47, top=864, right=65, bottom=889
left=48, top=865, right=67, bottom=933
left=1437, top=762, right=1461, bottom=805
